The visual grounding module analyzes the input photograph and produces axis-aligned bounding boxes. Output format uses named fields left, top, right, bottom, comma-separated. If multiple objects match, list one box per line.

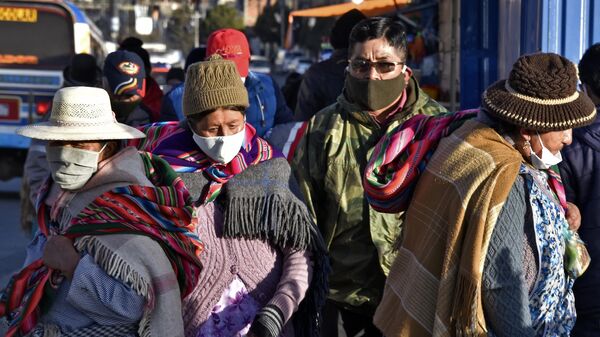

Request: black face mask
left=111, top=100, right=141, bottom=123
left=344, top=73, right=407, bottom=111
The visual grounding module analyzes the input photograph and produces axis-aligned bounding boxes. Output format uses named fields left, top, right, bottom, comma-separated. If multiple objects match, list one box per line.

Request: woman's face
left=189, top=108, right=245, bottom=137
left=522, top=129, right=572, bottom=157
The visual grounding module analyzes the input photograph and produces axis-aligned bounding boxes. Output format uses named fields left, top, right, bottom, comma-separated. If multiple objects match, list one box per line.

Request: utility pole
left=279, top=0, right=285, bottom=48
left=192, top=0, right=201, bottom=48
left=109, top=0, right=119, bottom=41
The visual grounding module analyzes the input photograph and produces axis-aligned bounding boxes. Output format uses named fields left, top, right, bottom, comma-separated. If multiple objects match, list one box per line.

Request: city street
left=0, top=178, right=29, bottom=334
left=0, top=178, right=28, bottom=288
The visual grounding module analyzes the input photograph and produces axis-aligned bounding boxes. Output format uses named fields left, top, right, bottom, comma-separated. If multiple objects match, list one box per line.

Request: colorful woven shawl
left=363, top=109, right=570, bottom=214
left=364, top=110, right=477, bottom=213
left=0, top=152, right=203, bottom=337
left=128, top=122, right=282, bottom=203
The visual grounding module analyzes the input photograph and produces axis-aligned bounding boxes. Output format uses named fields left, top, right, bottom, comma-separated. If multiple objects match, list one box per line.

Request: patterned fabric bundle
left=0, top=152, right=203, bottom=337
left=363, top=110, right=476, bottom=213
left=128, top=122, right=282, bottom=203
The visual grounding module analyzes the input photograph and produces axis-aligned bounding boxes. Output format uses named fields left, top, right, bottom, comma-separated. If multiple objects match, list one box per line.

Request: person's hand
left=42, top=235, right=80, bottom=279
left=566, top=202, right=581, bottom=231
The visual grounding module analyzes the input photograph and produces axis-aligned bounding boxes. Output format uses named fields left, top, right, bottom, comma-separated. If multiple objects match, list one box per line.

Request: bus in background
left=0, top=0, right=105, bottom=180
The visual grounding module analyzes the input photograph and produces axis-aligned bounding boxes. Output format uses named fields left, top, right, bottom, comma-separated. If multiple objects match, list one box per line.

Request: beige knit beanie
left=183, top=54, right=249, bottom=118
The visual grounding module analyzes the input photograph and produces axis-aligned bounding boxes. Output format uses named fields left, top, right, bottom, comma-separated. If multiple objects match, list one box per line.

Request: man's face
left=348, top=37, right=408, bottom=81
left=102, top=78, right=143, bottom=122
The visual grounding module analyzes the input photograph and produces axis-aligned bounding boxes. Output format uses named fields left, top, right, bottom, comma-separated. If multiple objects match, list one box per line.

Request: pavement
left=0, top=178, right=29, bottom=335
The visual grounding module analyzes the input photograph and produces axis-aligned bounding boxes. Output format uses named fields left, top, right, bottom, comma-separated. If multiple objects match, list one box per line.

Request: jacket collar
left=573, top=106, right=600, bottom=151
left=245, top=71, right=260, bottom=85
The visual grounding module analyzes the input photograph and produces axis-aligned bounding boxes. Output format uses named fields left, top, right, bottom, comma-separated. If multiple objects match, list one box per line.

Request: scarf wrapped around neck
left=363, top=109, right=569, bottom=214
left=131, top=122, right=328, bottom=337
left=128, top=122, right=282, bottom=203
left=0, top=152, right=203, bottom=337
left=364, top=110, right=476, bottom=213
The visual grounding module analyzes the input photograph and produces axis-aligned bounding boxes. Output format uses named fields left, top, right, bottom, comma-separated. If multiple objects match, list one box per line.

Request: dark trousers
left=320, top=300, right=383, bottom=337
left=571, top=315, right=600, bottom=337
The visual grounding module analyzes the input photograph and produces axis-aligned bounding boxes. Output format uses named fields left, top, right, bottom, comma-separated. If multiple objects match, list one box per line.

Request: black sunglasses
left=349, top=59, right=405, bottom=74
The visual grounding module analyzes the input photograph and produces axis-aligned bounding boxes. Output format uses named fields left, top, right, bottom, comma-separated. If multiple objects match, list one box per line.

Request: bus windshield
left=0, top=3, right=74, bottom=69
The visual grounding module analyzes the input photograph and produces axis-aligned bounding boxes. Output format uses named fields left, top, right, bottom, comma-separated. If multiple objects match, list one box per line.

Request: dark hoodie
left=560, top=107, right=600, bottom=318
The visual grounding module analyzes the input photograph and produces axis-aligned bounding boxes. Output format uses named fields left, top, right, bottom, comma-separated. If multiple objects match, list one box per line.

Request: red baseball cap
left=206, top=29, right=250, bottom=77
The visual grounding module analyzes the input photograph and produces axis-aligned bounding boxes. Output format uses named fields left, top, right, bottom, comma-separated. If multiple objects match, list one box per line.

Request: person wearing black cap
left=294, top=9, right=366, bottom=121
left=62, top=53, right=102, bottom=88
left=560, top=43, right=600, bottom=337
left=119, top=37, right=164, bottom=122
left=373, top=52, right=596, bottom=337
left=103, top=50, right=150, bottom=126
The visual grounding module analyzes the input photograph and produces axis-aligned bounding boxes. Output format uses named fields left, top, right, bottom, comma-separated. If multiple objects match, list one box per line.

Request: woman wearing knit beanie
left=365, top=52, right=596, bottom=337
left=129, top=55, right=328, bottom=337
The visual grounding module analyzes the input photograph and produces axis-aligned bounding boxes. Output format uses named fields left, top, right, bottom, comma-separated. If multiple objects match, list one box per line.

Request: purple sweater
left=183, top=202, right=312, bottom=337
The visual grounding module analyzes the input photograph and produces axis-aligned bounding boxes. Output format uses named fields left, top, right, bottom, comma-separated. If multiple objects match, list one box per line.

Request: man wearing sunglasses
left=292, top=17, right=447, bottom=337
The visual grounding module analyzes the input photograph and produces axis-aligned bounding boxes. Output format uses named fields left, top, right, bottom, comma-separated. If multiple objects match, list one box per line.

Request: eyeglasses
left=349, top=59, right=405, bottom=74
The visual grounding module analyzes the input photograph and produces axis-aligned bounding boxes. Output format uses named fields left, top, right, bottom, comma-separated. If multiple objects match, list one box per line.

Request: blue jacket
left=159, top=83, right=185, bottom=122
left=245, top=71, right=293, bottom=137
left=158, top=72, right=293, bottom=137
left=560, top=109, right=600, bottom=317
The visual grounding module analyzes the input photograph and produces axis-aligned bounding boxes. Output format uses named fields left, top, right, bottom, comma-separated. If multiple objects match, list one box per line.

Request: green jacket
left=292, top=78, right=447, bottom=314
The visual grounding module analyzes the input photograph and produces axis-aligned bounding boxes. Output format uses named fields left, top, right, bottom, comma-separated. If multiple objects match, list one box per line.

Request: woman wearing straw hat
left=0, top=86, right=203, bottom=337
left=367, top=53, right=596, bottom=337
left=130, top=55, right=328, bottom=337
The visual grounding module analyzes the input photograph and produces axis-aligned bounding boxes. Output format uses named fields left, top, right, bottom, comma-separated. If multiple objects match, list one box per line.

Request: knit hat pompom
left=183, top=55, right=249, bottom=118
left=482, top=52, right=596, bottom=131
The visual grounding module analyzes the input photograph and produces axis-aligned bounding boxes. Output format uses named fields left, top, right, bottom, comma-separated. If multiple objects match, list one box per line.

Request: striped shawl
left=0, top=152, right=203, bottom=337
left=373, top=120, right=522, bottom=337
left=128, top=122, right=281, bottom=204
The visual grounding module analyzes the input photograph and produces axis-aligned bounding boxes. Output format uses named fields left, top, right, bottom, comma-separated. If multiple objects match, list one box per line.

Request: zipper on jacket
left=256, top=93, right=266, bottom=127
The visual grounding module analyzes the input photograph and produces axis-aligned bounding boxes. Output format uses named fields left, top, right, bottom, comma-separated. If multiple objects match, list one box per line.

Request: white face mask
left=530, top=133, right=562, bottom=169
left=192, top=127, right=245, bottom=164
left=46, top=143, right=108, bottom=190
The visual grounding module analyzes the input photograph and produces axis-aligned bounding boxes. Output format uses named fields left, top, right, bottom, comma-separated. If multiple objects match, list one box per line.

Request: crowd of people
left=1, top=10, right=599, bottom=337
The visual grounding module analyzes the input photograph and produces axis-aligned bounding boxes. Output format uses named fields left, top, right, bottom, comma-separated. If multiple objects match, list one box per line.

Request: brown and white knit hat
left=482, top=52, right=596, bottom=131
left=183, top=54, right=249, bottom=118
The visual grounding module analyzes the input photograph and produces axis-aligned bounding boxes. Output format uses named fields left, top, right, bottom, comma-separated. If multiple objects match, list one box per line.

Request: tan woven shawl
left=374, top=120, right=522, bottom=337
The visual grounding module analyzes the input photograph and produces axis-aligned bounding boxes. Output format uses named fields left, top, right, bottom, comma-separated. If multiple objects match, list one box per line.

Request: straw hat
left=16, top=86, right=145, bottom=140
left=482, top=52, right=596, bottom=131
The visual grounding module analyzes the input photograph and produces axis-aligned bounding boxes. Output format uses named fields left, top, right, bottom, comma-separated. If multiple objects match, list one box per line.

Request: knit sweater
left=183, top=202, right=311, bottom=337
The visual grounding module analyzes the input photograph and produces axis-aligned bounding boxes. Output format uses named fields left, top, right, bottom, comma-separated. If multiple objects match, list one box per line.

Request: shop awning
left=289, top=0, right=411, bottom=18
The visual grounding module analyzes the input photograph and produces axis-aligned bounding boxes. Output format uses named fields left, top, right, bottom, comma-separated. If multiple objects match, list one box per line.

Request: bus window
left=0, top=3, right=74, bottom=69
